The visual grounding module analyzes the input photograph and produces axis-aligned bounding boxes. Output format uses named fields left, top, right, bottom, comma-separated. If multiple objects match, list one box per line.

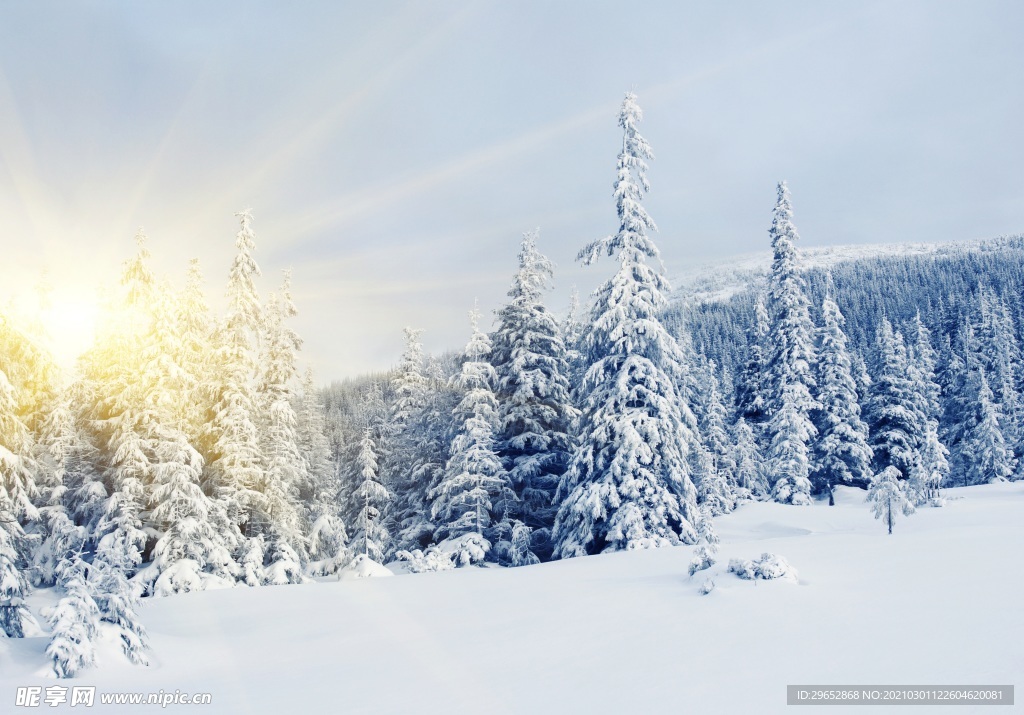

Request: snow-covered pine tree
left=866, top=465, right=914, bottom=535
left=256, top=273, right=308, bottom=572
left=0, top=369, right=39, bottom=526
left=962, top=367, right=1016, bottom=484
left=491, top=229, right=576, bottom=559
left=299, top=369, right=348, bottom=571
left=732, top=417, right=769, bottom=499
left=89, top=559, right=149, bottom=666
left=176, top=259, right=213, bottom=441
left=688, top=506, right=720, bottom=576
left=384, top=328, right=432, bottom=553
left=399, top=356, right=458, bottom=552
left=910, top=427, right=949, bottom=505
left=352, top=428, right=390, bottom=562
left=552, top=92, right=699, bottom=556
left=202, top=210, right=266, bottom=543
left=143, top=428, right=239, bottom=595
left=974, top=288, right=1023, bottom=457
left=46, top=556, right=99, bottom=678
left=768, top=382, right=816, bottom=506
left=430, top=308, right=511, bottom=564
left=763, top=182, right=818, bottom=505
left=940, top=322, right=976, bottom=485
left=866, top=317, right=924, bottom=482
left=0, top=489, right=38, bottom=638
left=851, top=352, right=872, bottom=408
left=908, top=312, right=943, bottom=432
left=562, top=286, right=586, bottom=398
left=125, top=263, right=242, bottom=594
left=812, top=291, right=873, bottom=499
left=907, top=312, right=949, bottom=501
left=736, top=296, right=771, bottom=424
left=692, top=361, right=736, bottom=515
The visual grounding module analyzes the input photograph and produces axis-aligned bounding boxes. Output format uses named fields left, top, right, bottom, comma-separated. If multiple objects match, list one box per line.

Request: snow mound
left=728, top=553, right=798, bottom=582
left=336, top=554, right=393, bottom=580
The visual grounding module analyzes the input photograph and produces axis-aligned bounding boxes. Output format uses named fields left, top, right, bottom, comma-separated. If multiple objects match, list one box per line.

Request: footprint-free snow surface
left=3, top=484, right=1021, bottom=714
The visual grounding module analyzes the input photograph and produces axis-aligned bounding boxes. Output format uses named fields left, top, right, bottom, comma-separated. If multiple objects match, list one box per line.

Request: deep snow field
left=2, top=483, right=1021, bottom=714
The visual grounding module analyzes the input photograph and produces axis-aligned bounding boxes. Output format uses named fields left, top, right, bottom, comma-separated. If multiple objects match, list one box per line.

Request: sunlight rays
left=195, top=2, right=480, bottom=225
left=0, top=68, right=64, bottom=246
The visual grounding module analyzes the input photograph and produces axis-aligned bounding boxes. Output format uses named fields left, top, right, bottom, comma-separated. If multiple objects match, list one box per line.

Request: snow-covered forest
left=1, top=92, right=1022, bottom=682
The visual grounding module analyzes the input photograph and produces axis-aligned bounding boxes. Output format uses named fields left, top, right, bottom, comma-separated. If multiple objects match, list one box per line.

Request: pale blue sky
left=1, top=1, right=1022, bottom=379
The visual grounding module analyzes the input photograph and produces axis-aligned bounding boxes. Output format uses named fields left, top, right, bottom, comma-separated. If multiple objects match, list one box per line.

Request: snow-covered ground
left=3, top=483, right=1021, bottom=714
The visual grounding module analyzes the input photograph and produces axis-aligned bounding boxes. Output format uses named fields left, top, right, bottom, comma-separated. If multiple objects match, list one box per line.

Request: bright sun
left=39, top=294, right=100, bottom=369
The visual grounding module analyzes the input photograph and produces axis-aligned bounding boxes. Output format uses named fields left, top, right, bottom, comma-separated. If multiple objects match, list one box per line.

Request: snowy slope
left=2, top=483, right=1021, bottom=714
left=672, top=237, right=1017, bottom=303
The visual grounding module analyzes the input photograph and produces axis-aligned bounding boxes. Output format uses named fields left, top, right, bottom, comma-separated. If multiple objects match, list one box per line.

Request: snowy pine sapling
left=47, top=557, right=100, bottom=678
left=867, top=466, right=915, bottom=534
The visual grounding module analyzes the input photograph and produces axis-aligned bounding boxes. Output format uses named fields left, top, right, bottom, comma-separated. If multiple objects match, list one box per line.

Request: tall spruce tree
left=385, top=328, right=433, bottom=552
left=430, top=308, right=512, bottom=563
left=352, top=428, right=390, bottom=562
left=763, top=182, right=818, bottom=505
left=257, top=273, right=307, bottom=568
left=491, top=229, right=576, bottom=557
left=736, top=296, right=771, bottom=424
left=907, top=313, right=949, bottom=500
left=732, top=417, right=768, bottom=499
left=552, top=92, right=699, bottom=556
left=812, top=291, right=873, bottom=498
left=962, top=367, right=1016, bottom=484
left=299, top=369, right=348, bottom=569
left=202, top=210, right=266, bottom=540
left=866, top=317, right=924, bottom=481
left=693, top=361, right=737, bottom=515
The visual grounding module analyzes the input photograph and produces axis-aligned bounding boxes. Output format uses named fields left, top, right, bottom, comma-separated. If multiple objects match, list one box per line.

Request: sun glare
left=39, top=294, right=100, bottom=370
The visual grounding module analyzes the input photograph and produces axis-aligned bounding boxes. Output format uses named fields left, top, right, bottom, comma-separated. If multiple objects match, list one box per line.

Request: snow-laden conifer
left=812, top=291, right=873, bottom=498
left=385, top=328, right=434, bottom=553
left=46, top=557, right=99, bottom=678
left=299, top=370, right=349, bottom=571
left=143, top=431, right=239, bottom=595
left=732, top=417, right=769, bottom=499
left=867, top=466, right=914, bottom=535
left=963, top=368, right=1016, bottom=484
left=763, top=182, right=818, bottom=504
left=866, top=318, right=923, bottom=481
left=202, top=210, right=266, bottom=537
left=491, top=229, right=576, bottom=556
left=430, top=308, right=512, bottom=561
left=352, top=428, right=390, bottom=562
left=0, top=490, right=38, bottom=638
left=553, top=92, right=699, bottom=556
left=768, top=382, right=816, bottom=505
left=90, top=559, right=149, bottom=666
left=256, top=274, right=307, bottom=563
left=737, top=297, right=771, bottom=424
left=693, top=362, right=736, bottom=515
left=0, top=370, right=39, bottom=524
left=907, top=313, right=949, bottom=500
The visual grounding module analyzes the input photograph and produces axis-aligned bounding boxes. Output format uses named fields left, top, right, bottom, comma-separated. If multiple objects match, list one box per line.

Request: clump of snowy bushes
left=393, top=547, right=455, bottom=573
left=728, top=553, right=797, bottom=581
